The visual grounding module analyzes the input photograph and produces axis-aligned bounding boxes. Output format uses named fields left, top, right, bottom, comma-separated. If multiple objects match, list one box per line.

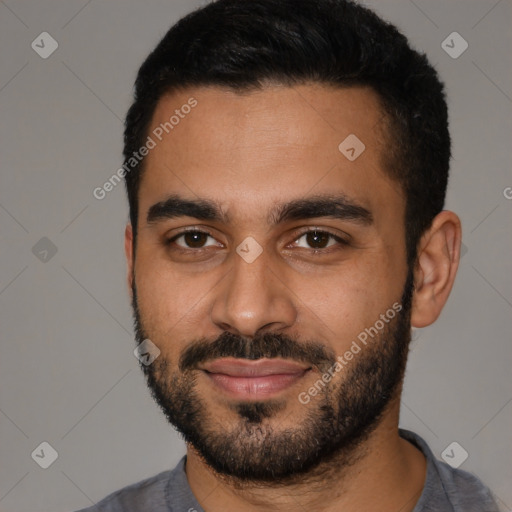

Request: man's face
left=129, top=84, right=411, bottom=481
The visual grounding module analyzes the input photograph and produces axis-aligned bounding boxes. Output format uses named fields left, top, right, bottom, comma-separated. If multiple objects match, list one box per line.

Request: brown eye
left=169, top=230, right=220, bottom=249
left=305, top=231, right=330, bottom=249
left=183, top=232, right=209, bottom=248
left=293, top=229, right=346, bottom=250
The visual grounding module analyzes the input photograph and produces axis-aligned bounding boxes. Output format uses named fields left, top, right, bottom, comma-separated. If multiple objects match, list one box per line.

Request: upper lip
left=200, top=358, right=311, bottom=377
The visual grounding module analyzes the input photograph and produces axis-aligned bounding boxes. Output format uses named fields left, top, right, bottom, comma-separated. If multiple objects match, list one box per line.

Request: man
left=78, top=0, right=499, bottom=510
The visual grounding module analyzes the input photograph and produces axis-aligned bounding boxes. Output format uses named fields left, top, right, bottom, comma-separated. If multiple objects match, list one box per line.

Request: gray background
left=0, top=0, right=511, bottom=510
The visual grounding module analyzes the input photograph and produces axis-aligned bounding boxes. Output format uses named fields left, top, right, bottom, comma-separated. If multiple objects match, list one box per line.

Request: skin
left=124, top=83, right=462, bottom=511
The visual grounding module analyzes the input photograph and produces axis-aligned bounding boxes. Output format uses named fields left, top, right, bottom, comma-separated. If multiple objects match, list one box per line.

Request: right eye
left=166, top=230, right=222, bottom=250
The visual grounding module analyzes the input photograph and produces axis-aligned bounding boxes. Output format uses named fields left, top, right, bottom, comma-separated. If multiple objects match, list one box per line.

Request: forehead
left=139, top=83, right=402, bottom=225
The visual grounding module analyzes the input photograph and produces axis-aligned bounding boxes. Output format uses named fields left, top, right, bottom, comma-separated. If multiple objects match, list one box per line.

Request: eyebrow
left=270, top=195, right=373, bottom=226
left=146, top=193, right=373, bottom=226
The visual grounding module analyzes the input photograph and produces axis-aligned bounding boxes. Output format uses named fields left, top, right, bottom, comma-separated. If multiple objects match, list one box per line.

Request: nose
left=210, top=248, right=297, bottom=337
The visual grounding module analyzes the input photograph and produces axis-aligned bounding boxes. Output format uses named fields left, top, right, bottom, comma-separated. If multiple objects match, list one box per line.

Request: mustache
left=179, top=331, right=336, bottom=373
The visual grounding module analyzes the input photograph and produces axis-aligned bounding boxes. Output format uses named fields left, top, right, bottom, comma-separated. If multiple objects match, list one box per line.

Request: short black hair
left=124, top=0, right=450, bottom=265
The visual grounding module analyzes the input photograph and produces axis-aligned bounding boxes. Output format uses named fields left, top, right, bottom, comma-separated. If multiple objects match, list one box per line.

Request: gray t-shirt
left=75, top=429, right=499, bottom=512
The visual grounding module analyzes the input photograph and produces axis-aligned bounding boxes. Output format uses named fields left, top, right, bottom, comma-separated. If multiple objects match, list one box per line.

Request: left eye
left=170, top=231, right=220, bottom=249
left=293, top=230, right=346, bottom=250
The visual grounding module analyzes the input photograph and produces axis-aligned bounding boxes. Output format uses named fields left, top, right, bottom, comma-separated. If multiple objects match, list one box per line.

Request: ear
left=411, top=210, right=462, bottom=328
left=124, top=224, right=135, bottom=295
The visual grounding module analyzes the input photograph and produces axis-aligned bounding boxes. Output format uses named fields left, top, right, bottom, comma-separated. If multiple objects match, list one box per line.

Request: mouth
left=200, top=357, right=312, bottom=399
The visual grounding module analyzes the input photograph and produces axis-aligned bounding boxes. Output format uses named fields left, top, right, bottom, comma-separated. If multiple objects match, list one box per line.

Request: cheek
left=291, top=259, right=402, bottom=350
left=296, top=279, right=376, bottom=341
left=133, top=251, right=220, bottom=343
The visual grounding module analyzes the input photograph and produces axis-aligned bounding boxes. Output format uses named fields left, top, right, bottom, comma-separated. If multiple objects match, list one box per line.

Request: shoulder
left=400, top=429, right=499, bottom=512
left=73, top=462, right=182, bottom=512
left=430, top=457, right=499, bottom=512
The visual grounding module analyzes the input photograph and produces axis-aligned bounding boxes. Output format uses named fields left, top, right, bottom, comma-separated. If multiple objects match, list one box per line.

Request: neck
left=185, top=399, right=427, bottom=512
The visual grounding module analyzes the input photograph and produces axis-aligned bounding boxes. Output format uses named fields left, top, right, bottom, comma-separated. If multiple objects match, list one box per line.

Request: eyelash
left=164, top=227, right=350, bottom=253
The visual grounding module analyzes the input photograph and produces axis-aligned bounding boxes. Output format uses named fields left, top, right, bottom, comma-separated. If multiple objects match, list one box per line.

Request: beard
left=131, top=270, right=414, bottom=485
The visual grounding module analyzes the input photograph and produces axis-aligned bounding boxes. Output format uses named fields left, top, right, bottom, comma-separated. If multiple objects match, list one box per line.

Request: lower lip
left=204, top=370, right=309, bottom=399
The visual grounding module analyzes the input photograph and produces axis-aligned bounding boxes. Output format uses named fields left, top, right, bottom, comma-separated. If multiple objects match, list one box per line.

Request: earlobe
left=411, top=211, right=462, bottom=328
left=124, top=224, right=134, bottom=293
